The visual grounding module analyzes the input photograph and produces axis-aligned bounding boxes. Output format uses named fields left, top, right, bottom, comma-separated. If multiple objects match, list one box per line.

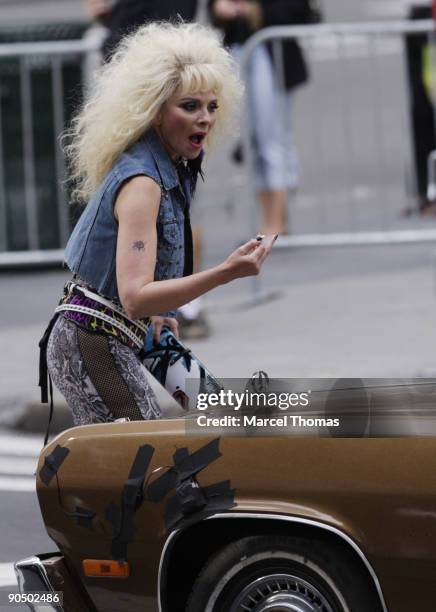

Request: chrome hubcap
left=230, top=573, right=335, bottom=612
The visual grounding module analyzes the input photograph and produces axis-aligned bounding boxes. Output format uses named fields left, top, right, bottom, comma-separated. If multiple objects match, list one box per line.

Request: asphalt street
left=1, top=0, right=436, bottom=606
left=0, top=430, right=55, bottom=611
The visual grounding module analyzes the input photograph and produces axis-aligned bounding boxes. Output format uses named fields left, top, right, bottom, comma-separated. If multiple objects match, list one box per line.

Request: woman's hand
left=212, top=0, right=239, bottom=21
left=222, top=235, right=277, bottom=282
left=212, top=0, right=262, bottom=29
left=84, top=0, right=112, bottom=19
left=151, top=316, right=179, bottom=343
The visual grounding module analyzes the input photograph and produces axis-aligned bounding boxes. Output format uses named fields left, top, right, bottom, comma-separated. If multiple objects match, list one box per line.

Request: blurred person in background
left=84, top=0, right=211, bottom=338
left=85, top=0, right=198, bottom=59
left=208, top=0, right=321, bottom=235
left=404, top=0, right=436, bottom=214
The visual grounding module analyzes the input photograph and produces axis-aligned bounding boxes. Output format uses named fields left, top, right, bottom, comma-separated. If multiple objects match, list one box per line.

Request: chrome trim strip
left=14, top=555, right=65, bottom=612
left=158, top=513, right=388, bottom=612
left=157, top=529, right=181, bottom=612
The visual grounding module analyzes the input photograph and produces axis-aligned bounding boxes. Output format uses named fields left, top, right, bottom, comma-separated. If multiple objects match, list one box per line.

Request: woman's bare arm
left=115, top=176, right=274, bottom=320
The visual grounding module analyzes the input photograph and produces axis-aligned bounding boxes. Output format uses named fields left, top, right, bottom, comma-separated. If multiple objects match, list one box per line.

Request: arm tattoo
left=132, top=240, right=146, bottom=252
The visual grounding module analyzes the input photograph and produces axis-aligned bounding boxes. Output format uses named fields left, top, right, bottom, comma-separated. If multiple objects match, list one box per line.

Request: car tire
left=185, top=535, right=382, bottom=612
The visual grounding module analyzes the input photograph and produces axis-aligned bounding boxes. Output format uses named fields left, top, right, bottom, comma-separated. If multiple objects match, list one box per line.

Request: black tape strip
left=164, top=479, right=236, bottom=530
left=147, top=469, right=178, bottom=503
left=164, top=496, right=184, bottom=530
left=173, top=447, right=189, bottom=465
left=147, top=438, right=221, bottom=502
left=201, top=479, right=236, bottom=514
left=146, top=439, right=236, bottom=530
left=176, top=438, right=221, bottom=480
left=105, top=444, right=154, bottom=562
left=201, top=480, right=234, bottom=499
left=39, top=445, right=70, bottom=486
left=175, top=479, right=208, bottom=515
left=105, top=501, right=121, bottom=533
left=74, top=506, right=96, bottom=530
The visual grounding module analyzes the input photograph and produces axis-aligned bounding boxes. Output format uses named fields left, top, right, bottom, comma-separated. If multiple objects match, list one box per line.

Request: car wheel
left=186, top=535, right=382, bottom=612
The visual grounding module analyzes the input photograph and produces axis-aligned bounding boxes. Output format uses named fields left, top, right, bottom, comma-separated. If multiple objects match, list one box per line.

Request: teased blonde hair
left=64, top=21, right=243, bottom=202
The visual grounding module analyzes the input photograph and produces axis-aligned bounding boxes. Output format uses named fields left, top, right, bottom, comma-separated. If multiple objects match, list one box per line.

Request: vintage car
left=14, top=381, right=436, bottom=612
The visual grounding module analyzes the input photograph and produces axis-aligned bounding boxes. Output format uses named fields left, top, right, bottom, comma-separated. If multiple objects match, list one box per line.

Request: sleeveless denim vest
left=64, top=128, right=200, bottom=318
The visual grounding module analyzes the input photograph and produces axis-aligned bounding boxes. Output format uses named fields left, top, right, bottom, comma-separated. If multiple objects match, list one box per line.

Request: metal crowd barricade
left=239, top=20, right=436, bottom=251
left=2, top=21, right=436, bottom=271
left=0, top=37, right=101, bottom=266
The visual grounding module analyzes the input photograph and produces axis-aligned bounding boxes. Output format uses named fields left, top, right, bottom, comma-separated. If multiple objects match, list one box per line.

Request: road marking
left=0, top=476, right=35, bottom=492
left=367, top=0, right=405, bottom=18
left=0, top=457, right=38, bottom=476
left=0, top=433, right=42, bottom=457
left=0, top=432, right=41, bottom=490
left=0, top=563, right=16, bottom=588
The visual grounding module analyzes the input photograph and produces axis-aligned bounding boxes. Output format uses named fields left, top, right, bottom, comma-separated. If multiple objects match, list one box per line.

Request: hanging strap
left=141, top=335, right=192, bottom=388
left=38, top=312, right=59, bottom=446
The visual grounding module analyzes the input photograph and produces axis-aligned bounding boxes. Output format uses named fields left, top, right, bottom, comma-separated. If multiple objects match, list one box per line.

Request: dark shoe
left=420, top=199, right=436, bottom=215
left=178, top=312, right=211, bottom=340
left=400, top=198, right=436, bottom=217
left=400, top=204, right=419, bottom=217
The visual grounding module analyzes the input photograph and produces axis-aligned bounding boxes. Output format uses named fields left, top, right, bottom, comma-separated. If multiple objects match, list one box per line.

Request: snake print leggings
left=46, top=315, right=161, bottom=426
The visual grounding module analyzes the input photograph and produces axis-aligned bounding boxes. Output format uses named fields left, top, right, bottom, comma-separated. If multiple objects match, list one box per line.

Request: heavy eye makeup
left=179, top=99, right=219, bottom=113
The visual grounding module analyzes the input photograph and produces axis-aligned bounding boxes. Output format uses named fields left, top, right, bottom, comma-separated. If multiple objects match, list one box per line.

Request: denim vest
left=64, top=129, right=200, bottom=318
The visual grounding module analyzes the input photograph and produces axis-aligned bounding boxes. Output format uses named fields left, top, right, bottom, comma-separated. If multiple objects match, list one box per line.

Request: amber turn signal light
left=82, top=559, right=130, bottom=578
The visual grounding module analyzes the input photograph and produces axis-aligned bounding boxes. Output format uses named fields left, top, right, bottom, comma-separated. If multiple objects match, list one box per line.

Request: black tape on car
left=147, top=438, right=222, bottom=502
left=145, top=439, right=236, bottom=529
left=105, top=444, right=154, bottom=562
left=39, top=445, right=70, bottom=486
left=165, top=479, right=236, bottom=530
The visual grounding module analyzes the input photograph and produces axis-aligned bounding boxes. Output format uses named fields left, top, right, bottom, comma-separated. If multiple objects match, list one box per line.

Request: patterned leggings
left=46, top=315, right=161, bottom=426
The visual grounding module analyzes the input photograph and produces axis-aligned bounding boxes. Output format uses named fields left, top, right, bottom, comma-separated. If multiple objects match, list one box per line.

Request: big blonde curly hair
left=64, top=21, right=243, bottom=202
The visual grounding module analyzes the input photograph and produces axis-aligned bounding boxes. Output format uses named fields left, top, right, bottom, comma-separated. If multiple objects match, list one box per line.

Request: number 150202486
left=2, top=592, right=63, bottom=606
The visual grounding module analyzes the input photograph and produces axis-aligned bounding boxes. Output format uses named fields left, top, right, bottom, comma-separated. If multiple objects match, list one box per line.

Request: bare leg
left=258, top=189, right=289, bottom=235
left=178, top=223, right=211, bottom=338
left=192, top=224, right=201, bottom=272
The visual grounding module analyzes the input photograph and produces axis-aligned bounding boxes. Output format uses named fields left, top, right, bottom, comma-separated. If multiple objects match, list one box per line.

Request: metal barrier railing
left=239, top=20, right=436, bottom=250
left=0, top=37, right=100, bottom=265
left=1, top=21, right=436, bottom=270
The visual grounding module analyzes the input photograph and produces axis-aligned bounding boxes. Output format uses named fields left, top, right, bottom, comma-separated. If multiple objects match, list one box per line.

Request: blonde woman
left=40, top=22, right=276, bottom=426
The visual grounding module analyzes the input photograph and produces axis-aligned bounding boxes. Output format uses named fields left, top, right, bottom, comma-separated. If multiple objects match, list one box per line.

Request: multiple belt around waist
left=55, top=282, right=151, bottom=350
left=38, top=282, right=150, bottom=444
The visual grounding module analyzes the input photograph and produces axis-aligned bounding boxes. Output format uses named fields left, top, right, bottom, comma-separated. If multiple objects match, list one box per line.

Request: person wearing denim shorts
left=208, top=0, right=317, bottom=234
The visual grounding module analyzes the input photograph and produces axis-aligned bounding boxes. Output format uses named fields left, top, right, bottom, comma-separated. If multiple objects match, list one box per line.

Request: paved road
left=0, top=429, right=56, bottom=612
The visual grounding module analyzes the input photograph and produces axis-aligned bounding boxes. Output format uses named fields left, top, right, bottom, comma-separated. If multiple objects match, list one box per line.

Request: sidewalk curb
left=0, top=401, right=73, bottom=435
left=0, top=396, right=184, bottom=435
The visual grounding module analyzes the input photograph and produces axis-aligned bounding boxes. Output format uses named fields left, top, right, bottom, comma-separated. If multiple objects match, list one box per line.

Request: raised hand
left=222, top=234, right=277, bottom=281
left=212, top=0, right=240, bottom=21
left=84, top=0, right=112, bottom=20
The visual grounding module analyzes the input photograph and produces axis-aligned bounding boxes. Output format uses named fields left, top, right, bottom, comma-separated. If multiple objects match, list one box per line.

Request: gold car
left=14, top=381, right=436, bottom=612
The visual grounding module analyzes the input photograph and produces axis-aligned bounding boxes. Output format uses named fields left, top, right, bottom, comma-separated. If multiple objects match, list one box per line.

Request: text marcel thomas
left=195, top=389, right=340, bottom=429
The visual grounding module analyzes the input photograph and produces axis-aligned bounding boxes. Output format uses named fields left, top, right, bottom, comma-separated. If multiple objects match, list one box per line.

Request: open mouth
left=189, top=132, right=206, bottom=146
